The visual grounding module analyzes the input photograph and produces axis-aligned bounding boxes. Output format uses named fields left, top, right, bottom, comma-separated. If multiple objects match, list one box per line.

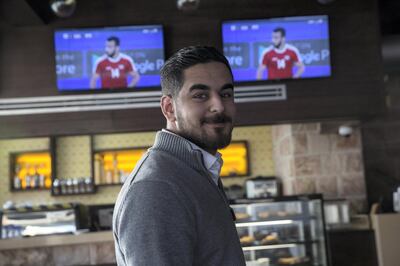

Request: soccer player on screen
left=90, top=36, right=140, bottom=89
left=256, top=27, right=305, bottom=80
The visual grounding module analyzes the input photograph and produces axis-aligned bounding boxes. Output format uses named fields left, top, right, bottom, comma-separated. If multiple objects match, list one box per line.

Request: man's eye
left=221, top=92, right=233, bottom=98
left=193, top=93, right=208, bottom=99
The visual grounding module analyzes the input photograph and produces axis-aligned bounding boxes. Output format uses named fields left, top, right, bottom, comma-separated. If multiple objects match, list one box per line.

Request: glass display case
left=231, top=194, right=329, bottom=266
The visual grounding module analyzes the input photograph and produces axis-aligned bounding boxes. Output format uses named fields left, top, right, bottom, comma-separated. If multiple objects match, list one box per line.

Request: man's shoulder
left=119, top=53, right=134, bottom=64
left=262, top=46, right=274, bottom=57
left=95, top=55, right=108, bottom=65
left=121, top=148, right=193, bottom=189
left=285, top=44, right=301, bottom=55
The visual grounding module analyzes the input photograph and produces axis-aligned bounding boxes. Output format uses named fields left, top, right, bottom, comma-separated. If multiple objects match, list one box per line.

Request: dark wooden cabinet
left=327, top=229, right=378, bottom=266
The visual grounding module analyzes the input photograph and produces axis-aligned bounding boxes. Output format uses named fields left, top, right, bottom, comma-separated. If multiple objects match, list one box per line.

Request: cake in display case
left=231, top=194, right=329, bottom=266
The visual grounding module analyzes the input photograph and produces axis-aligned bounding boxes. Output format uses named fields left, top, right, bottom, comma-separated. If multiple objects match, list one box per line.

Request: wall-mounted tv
left=222, top=15, right=331, bottom=82
left=54, top=25, right=164, bottom=92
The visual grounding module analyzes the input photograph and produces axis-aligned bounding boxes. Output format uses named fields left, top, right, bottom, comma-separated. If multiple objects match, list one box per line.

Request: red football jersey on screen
left=94, top=53, right=135, bottom=89
left=260, top=44, right=301, bottom=79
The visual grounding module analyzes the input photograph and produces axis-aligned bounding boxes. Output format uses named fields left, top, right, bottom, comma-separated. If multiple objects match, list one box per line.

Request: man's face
left=105, top=40, right=118, bottom=57
left=272, top=31, right=284, bottom=48
left=173, top=62, right=236, bottom=153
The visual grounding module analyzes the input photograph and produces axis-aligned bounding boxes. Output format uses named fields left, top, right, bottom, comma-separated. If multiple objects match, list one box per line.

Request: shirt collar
left=161, top=129, right=223, bottom=185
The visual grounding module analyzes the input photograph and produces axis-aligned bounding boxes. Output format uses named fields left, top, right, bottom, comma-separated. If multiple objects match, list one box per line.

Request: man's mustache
left=201, top=114, right=232, bottom=124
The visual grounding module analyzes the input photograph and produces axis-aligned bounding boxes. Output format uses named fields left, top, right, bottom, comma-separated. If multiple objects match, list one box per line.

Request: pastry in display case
left=231, top=194, right=329, bottom=266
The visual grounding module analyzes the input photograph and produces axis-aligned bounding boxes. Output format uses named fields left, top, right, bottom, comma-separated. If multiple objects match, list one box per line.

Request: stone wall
left=272, top=123, right=367, bottom=213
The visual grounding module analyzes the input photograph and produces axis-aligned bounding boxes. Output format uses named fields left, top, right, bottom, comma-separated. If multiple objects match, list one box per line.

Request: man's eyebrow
left=188, top=83, right=234, bottom=93
left=220, top=83, right=234, bottom=91
left=189, top=84, right=210, bottom=92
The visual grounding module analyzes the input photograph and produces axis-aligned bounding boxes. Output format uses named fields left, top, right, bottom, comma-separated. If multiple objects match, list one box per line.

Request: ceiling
left=0, top=0, right=399, bottom=36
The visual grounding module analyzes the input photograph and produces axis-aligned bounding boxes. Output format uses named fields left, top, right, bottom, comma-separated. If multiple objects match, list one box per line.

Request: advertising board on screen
left=54, top=25, right=164, bottom=92
left=222, top=15, right=331, bottom=82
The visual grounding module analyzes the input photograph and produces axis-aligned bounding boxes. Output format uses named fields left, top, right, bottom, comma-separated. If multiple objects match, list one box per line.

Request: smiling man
left=113, top=46, right=246, bottom=266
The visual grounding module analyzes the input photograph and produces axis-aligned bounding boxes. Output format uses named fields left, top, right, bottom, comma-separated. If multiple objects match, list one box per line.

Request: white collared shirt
left=161, top=129, right=223, bottom=186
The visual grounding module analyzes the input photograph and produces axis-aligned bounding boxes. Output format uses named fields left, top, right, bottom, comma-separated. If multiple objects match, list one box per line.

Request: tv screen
left=54, top=25, right=164, bottom=91
left=222, top=15, right=331, bottom=82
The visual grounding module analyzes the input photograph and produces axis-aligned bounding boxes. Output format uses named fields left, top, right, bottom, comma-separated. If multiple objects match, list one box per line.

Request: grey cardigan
left=113, top=131, right=246, bottom=266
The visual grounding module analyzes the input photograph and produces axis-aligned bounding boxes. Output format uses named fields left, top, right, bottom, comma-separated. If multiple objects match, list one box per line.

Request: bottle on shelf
left=113, top=153, right=120, bottom=184
left=38, top=163, right=45, bottom=188
left=13, top=164, right=21, bottom=190
left=60, top=179, right=67, bottom=195
left=119, top=170, right=126, bottom=183
left=66, top=178, right=73, bottom=194
left=32, top=166, right=40, bottom=189
left=78, top=178, right=86, bottom=193
left=53, top=179, right=60, bottom=195
left=45, top=174, right=52, bottom=189
left=85, top=177, right=93, bottom=193
left=105, top=169, right=113, bottom=184
left=73, top=179, right=79, bottom=194
left=25, top=164, right=31, bottom=190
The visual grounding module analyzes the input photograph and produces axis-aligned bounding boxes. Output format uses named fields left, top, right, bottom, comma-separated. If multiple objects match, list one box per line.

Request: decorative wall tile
left=316, top=177, right=338, bottom=198
left=279, top=136, right=292, bottom=157
left=292, top=133, right=308, bottom=155
left=345, top=152, right=363, bottom=173
left=89, top=242, right=116, bottom=264
left=53, top=244, right=91, bottom=266
left=339, top=175, right=367, bottom=197
left=0, top=247, right=54, bottom=266
left=307, top=133, right=331, bottom=154
left=293, top=155, right=322, bottom=177
left=293, top=177, right=316, bottom=194
left=291, top=123, right=319, bottom=133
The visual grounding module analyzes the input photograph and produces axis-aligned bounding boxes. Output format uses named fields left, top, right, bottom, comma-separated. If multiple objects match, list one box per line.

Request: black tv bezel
left=52, top=24, right=166, bottom=95
left=220, top=14, right=332, bottom=86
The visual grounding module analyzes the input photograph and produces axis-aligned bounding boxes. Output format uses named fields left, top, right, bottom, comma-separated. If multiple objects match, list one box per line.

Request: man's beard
left=175, top=111, right=234, bottom=152
left=274, top=41, right=282, bottom=49
left=107, top=51, right=116, bottom=58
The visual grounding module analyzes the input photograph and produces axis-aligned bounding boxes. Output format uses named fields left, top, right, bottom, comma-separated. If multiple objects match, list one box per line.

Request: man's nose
left=209, top=94, right=225, bottom=113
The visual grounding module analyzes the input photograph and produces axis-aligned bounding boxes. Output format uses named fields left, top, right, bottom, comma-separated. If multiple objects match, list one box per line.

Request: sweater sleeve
left=114, top=180, right=196, bottom=266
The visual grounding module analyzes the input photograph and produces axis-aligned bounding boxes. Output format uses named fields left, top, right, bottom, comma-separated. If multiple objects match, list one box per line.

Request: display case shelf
left=242, top=240, right=320, bottom=250
left=232, top=194, right=329, bottom=266
left=236, top=215, right=318, bottom=225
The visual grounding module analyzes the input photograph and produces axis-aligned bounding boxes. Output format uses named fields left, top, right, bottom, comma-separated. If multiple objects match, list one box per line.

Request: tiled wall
left=0, top=126, right=275, bottom=206
left=272, top=123, right=367, bottom=213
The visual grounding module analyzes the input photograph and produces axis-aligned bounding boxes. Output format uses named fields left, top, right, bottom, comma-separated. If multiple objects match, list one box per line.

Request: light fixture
left=177, top=0, right=200, bottom=11
left=317, top=0, right=335, bottom=4
left=50, top=0, right=77, bottom=18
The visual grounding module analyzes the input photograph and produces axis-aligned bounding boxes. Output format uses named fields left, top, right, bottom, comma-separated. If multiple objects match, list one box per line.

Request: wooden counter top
left=0, top=230, right=113, bottom=251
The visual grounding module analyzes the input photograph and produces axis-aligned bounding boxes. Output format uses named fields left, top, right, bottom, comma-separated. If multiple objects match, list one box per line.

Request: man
left=113, top=46, right=246, bottom=266
left=90, top=36, right=140, bottom=89
left=256, top=27, right=305, bottom=80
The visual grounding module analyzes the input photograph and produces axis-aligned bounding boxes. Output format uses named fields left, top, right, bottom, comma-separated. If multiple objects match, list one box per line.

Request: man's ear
left=160, top=95, right=176, bottom=123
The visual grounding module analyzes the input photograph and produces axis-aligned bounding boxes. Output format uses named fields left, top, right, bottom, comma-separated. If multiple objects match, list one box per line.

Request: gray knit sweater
left=113, top=131, right=246, bottom=266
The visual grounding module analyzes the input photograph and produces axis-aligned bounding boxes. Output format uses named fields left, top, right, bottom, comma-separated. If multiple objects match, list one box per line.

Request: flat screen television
left=54, top=25, right=164, bottom=92
left=222, top=15, right=331, bottom=82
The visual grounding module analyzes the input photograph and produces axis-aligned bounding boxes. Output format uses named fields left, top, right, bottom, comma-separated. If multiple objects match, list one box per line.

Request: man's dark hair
left=160, top=46, right=233, bottom=97
left=273, top=27, right=286, bottom=37
left=107, top=36, right=120, bottom=46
